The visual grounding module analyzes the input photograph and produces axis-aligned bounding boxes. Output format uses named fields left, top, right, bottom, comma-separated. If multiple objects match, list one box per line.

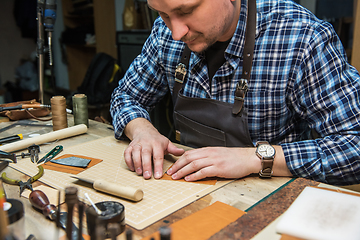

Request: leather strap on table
left=232, top=0, right=257, bottom=115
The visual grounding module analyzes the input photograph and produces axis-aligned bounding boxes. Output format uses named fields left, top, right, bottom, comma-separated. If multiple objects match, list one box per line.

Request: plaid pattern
left=111, top=0, right=360, bottom=185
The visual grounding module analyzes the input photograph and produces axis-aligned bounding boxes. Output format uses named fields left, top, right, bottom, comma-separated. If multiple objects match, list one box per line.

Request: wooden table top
left=0, top=117, right=317, bottom=240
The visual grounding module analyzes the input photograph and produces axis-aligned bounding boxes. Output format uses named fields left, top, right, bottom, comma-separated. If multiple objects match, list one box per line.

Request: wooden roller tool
left=0, top=124, right=87, bottom=153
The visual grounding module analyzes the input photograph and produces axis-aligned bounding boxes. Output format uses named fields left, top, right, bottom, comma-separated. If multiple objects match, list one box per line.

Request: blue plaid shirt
left=111, top=0, right=360, bottom=185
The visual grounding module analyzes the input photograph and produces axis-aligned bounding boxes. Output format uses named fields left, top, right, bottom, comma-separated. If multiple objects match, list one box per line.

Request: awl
left=71, top=176, right=143, bottom=202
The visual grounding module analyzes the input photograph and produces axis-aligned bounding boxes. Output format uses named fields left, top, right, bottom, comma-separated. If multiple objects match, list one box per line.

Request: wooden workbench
left=0, top=117, right=313, bottom=240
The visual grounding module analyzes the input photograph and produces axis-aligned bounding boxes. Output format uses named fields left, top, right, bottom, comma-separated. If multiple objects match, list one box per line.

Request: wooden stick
left=0, top=124, right=88, bottom=152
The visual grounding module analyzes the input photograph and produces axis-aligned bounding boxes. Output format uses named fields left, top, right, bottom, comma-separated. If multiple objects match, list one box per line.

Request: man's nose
left=170, top=18, right=189, bottom=41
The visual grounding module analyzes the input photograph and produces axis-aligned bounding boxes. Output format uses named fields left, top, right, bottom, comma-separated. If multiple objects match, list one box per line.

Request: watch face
left=257, top=144, right=275, bottom=158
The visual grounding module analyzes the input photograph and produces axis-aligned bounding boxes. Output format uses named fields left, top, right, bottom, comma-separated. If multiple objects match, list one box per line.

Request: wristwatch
left=256, top=141, right=276, bottom=178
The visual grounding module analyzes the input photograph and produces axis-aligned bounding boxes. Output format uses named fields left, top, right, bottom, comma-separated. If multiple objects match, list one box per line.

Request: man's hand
left=166, top=146, right=291, bottom=181
left=123, top=118, right=185, bottom=179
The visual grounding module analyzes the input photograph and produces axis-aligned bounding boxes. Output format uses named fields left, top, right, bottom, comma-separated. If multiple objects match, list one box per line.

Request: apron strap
left=173, top=45, right=191, bottom=105
left=232, top=0, right=256, bottom=115
left=173, top=0, right=257, bottom=115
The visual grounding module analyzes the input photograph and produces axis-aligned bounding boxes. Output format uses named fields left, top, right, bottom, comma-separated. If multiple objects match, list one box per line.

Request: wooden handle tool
left=71, top=176, right=143, bottom=202
left=0, top=124, right=87, bottom=152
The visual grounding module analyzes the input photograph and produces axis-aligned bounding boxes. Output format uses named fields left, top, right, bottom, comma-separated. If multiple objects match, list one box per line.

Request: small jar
left=86, top=201, right=125, bottom=239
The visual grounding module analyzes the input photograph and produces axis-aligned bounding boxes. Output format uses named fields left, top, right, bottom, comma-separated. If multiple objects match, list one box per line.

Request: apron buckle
left=175, top=63, right=187, bottom=83
left=232, top=79, right=248, bottom=115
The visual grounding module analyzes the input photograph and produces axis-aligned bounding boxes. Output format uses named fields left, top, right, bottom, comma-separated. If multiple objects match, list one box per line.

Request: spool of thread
left=51, top=96, right=68, bottom=131
left=6, top=199, right=25, bottom=240
left=72, top=94, right=89, bottom=128
left=86, top=201, right=125, bottom=239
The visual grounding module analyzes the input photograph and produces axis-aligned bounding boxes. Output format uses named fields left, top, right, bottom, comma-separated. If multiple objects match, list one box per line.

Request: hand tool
left=159, top=226, right=171, bottom=240
left=71, top=176, right=144, bottom=202
left=26, top=183, right=84, bottom=239
left=65, top=186, right=78, bottom=240
left=28, top=144, right=40, bottom=163
left=26, top=234, right=38, bottom=240
left=0, top=161, right=9, bottom=173
left=16, top=152, right=31, bottom=159
left=126, top=229, right=133, bottom=240
left=29, top=189, right=57, bottom=220
left=0, top=124, right=87, bottom=153
left=85, top=193, right=102, bottom=215
left=0, top=150, right=17, bottom=163
left=1, top=165, right=44, bottom=196
left=56, top=190, right=61, bottom=228
left=0, top=134, right=23, bottom=145
left=0, top=119, right=53, bottom=134
left=37, top=145, right=63, bottom=164
left=0, top=103, right=51, bottom=112
left=59, top=212, right=84, bottom=240
left=78, top=201, right=85, bottom=240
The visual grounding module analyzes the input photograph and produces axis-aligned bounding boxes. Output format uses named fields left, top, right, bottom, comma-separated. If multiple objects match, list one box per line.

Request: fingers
left=167, top=149, right=214, bottom=181
left=124, top=141, right=166, bottom=180
left=124, top=145, right=135, bottom=171
left=166, top=142, right=185, bottom=156
left=140, top=144, right=153, bottom=179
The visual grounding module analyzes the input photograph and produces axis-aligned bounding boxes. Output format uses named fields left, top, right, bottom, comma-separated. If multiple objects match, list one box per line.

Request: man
left=110, top=0, right=360, bottom=185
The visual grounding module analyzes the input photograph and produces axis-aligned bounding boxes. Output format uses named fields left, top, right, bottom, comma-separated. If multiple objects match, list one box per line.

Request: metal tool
left=28, top=144, right=40, bottom=163
left=0, top=161, right=9, bottom=173
left=71, top=176, right=144, bottom=202
left=16, top=152, right=31, bottom=159
left=159, top=226, right=171, bottom=240
left=1, top=165, right=44, bottom=195
left=126, top=229, right=133, bottom=240
left=0, top=134, right=23, bottom=145
left=0, top=103, right=51, bottom=112
left=0, top=119, right=53, bottom=134
left=78, top=201, right=85, bottom=240
left=0, top=150, right=17, bottom=163
left=65, top=186, right=78, bottom=240
left=29, top=189, right=57, bottom=220
left=37, top=145, right=63, bottom=164
left=28, top=188, right=84, bottom=240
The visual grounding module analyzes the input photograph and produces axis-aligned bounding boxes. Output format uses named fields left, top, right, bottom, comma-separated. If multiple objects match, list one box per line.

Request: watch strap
left=256, top=141, right=275, bottom=178
left=259, top=158, right=273, bottom=178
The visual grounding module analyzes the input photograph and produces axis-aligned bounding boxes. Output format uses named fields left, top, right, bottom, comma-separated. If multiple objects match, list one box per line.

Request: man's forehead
left=148, top=0, right=201, bottom=12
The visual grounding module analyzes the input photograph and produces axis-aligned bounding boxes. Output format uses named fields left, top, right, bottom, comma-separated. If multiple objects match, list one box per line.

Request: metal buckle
left=175, top=63, right=187, bottom=84
left=236, top=79, right=248, bottom=93
left=259, top=168, right=273, bottom=178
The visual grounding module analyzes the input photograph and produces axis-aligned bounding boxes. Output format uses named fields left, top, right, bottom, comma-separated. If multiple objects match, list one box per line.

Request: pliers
left=1, top=165, right=44, bottom=196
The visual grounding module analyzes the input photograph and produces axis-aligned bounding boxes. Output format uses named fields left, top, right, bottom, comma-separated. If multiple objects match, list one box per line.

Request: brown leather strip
left=232, top=0, right=257, bottom=115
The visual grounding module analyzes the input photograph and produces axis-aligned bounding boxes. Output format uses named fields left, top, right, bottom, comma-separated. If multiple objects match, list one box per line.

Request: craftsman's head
left=148, top=0, right=241, bottom=53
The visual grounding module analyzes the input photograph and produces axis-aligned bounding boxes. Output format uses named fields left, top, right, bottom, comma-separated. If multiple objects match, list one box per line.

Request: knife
left=70, top=176, right=143, bottom=202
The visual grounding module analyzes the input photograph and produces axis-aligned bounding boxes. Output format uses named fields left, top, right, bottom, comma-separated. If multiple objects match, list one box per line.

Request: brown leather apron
left=172, top=0, right=256, bottom=148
